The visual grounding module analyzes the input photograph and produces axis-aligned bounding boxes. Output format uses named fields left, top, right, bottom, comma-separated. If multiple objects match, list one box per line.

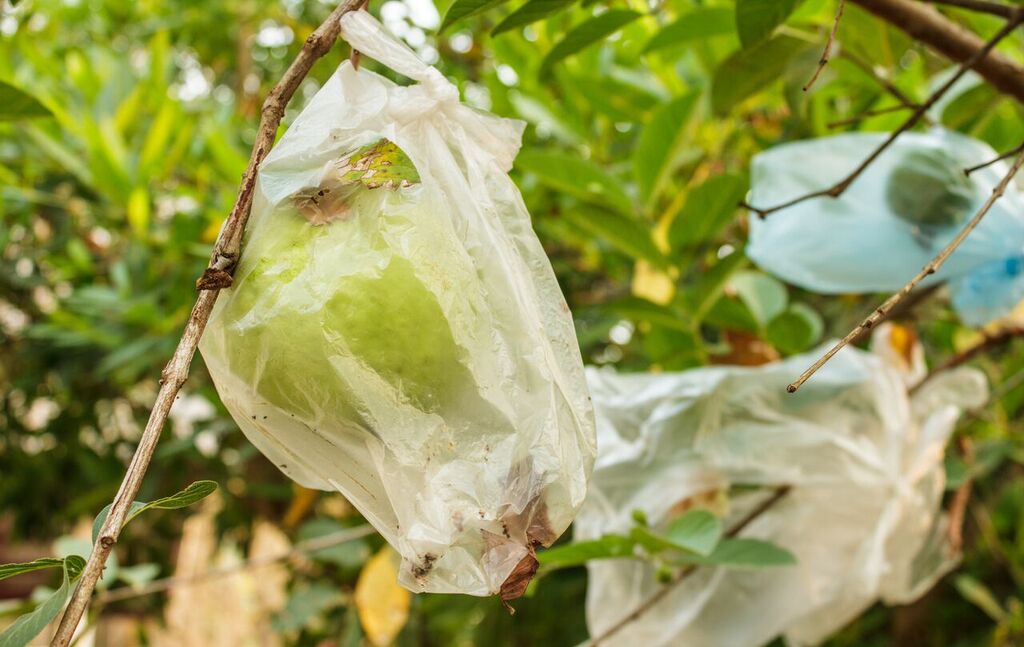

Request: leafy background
left=2, top=0, right=1024, bottom=644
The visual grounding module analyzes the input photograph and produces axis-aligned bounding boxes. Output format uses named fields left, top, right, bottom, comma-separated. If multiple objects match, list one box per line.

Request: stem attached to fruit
left=50, top=3, right=367, bottom=644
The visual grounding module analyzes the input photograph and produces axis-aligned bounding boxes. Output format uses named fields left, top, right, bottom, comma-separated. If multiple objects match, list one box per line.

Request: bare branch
left=924, top=0, right=1019, bottom=19
left=827, top=103, right=917, bottom=129
left=966, top=142, right=1024, bottom=176
left=804, top=0, right=848, bottom=92
left=49, top=3, right=366, bottom=644
left=910, top=324, right=1024, bottom=393
left=743, top=14, right=1023, bottom=218
left=583, top=486, right=792, bottom=647
left=946, top=436, right=975, bottom=552
left=851, top=0, right=1024, bottom=103
left=95, top=525, right=375, bottom=604
left=787, top=142, right=1024, bottom=393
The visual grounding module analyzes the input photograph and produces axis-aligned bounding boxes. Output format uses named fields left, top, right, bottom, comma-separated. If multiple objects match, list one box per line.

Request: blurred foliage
left=2, top=0, right=1024, bottom=644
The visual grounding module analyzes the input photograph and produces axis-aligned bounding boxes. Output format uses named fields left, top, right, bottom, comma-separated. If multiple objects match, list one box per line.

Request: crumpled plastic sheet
left=578, top=325, right=987, bottom=647
left=200, top=12, right=595, bottom=597
left=747, top=129, right=1024, bottom=326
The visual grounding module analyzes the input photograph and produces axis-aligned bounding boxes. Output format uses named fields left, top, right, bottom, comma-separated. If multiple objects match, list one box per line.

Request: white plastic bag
left=200, top=12, right=596, bottom=597
left=579, top=325, right=987, bottom=646
left=747, top=129, right=1024, bottom=326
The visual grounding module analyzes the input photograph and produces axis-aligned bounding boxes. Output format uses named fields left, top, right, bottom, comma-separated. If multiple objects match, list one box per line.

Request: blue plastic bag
left=746, top=129, right=1024, bottom=326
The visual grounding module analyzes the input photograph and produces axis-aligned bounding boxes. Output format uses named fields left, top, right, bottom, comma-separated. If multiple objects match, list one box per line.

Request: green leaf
left=711, top=36, right=809, bottom=115
left=0, top=559, right=66, bottom=582
left=664, top=510, right=722, bottom=557
left=0, top=80, right=53, bottom=121
left=643, top=7, right=735, bottom=53
left=92, top=481, right=218, bottom=543
left=735, top=0, right=804, bottom=48
left=537, top=535, right=636, bottom=568
left=673, top=538, right=797, bottom=568
left=0, top=556, right=84, bottom=647
left=954, top=575, right=1007, bottom=622
left=516, top=149, right=633, bottom=216
left=729, top=271, right=788, bottom=329
left=633, top=93, right=700, bottom=205
left=564, top=206, right=668, bottom=269
left=440, top=0, right=511, bottom=32
left=493, top=0, right=576, bottom=35
left=540, top=10, right=643, bottom=76
left=766, top=303, right=823, bottom=354
left=684, top=250, right=749, bottom=322
left=606, top=297, right=690, bottom=333
left=668, top=173, right=748, bottom=250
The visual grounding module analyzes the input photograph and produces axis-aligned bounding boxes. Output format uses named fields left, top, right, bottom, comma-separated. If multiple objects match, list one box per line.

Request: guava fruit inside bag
left=746, top=129, right=1024, bottom=326
left=199, top=13, right=596, bottom=597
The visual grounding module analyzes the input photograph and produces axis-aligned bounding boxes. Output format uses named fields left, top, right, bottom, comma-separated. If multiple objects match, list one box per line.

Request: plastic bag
left=578, top=325, right=987, bottom=647
left=747, top=129, right=1024, bottom=326
left=199, top=12, right=596, bottom=597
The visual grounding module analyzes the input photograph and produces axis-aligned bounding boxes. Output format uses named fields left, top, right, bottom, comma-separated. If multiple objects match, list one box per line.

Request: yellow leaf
left=355, top=546, right=410, bottom=647
left=632, top=260, right=675, bottom=305
left=202, top=218, right=224, bottom=244
left=127, top=186, right=150, bottom=236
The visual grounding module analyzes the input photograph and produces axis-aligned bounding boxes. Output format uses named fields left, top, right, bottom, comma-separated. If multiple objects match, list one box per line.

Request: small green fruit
left=885, top=149, right=976, bottom=236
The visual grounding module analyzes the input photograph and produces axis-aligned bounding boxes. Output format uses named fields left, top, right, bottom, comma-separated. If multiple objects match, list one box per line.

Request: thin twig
left=49, top=3, right=366, bottom=644
left=924, top=0, right=1019, bottom=19
left=946, top=436, right=974, bottom=552
left=584, top=486, right=792, bottom=647
left=827, top=103, right=917, bottom=128
left=804, top=0, right=847, bottom=91
left=840, top=50, right=920, bottom=109
left=742, top=13, right=1023, bottom=218
left=788, top=142, right=1024, bottom=393
left=966, top=142, right=1024, bottom=176
left=910, top=325, right=1024, bottom=394
left=850, top=0, right=1024, bottom=103
left=95, top=525, right=375, bottom=604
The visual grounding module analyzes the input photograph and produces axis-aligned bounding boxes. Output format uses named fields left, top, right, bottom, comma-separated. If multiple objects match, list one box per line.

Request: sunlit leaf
left=711, top=36, right=810, bottom=115
left=729, top=271, right=788, bottom=329
left=664, top=510, right=722, bottom=557
left=564, top=206, right=668, bottom=269
left=643, top=7, right=735, bottom=53
left=668, top=173, right=748, bottom=250
left=493, top=0, right=576, bottom=36
left=735, top=0, right=805, bottom=48
left=0, top=80, right=53, bottom=121
left=440, top=0, right=511, bottom=32
left=671, top=537, right=797, bottom=568
left=633, top=93, right=699, bottom=205
left=0, top=558, right=66, bottom=582
left=516, top=149, right=632, bottom=216
left=537, top=535, right=636, bottom=568
left=540, top=10, right=643, bottom=76
left=355, top=547, right=411, bottom=647
left=0, top=556, right=85, bottom=647
left=92, top=481, right=219, bottom=543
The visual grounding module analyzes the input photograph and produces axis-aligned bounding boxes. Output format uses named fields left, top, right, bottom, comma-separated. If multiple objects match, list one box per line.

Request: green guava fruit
left=217, top=140, right=482, bottom=425
left=885, top=149, right=976, bottom=234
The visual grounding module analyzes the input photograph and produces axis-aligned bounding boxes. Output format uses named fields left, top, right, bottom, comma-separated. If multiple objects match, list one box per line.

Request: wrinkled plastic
left=747, top=129, right=1024, bottom=326
left=579, top=325, right=987, bottom=647
left=200, top=12, right=596, bottom=597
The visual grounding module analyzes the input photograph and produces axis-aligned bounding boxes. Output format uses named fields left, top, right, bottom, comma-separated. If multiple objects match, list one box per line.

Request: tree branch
left=741, top=13, right=1023, bottom=218
left=910, top=324, right=1024, bottom=394
left=584, top=486, right=792, bottom=647
left=924, top=0, right=1019, bottom=20
left=787, top=142, right=1024, bottom=393
left=49, top=3, right=366, bottom=644
left=804, top=0, right=847, bottom=92
left=851, top=0, right=1024, bottom=103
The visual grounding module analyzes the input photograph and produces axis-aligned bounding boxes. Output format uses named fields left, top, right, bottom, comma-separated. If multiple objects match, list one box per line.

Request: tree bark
left=851, top=0, right=1024, bottom=104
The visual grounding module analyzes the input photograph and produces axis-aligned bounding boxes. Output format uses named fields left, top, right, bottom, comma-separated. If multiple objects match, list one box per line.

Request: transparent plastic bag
left=579, top=325, right=987, bottom=646
left=199, top=12, right=596, bottom=597
left=747, top=129, right=1024, bottom=326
